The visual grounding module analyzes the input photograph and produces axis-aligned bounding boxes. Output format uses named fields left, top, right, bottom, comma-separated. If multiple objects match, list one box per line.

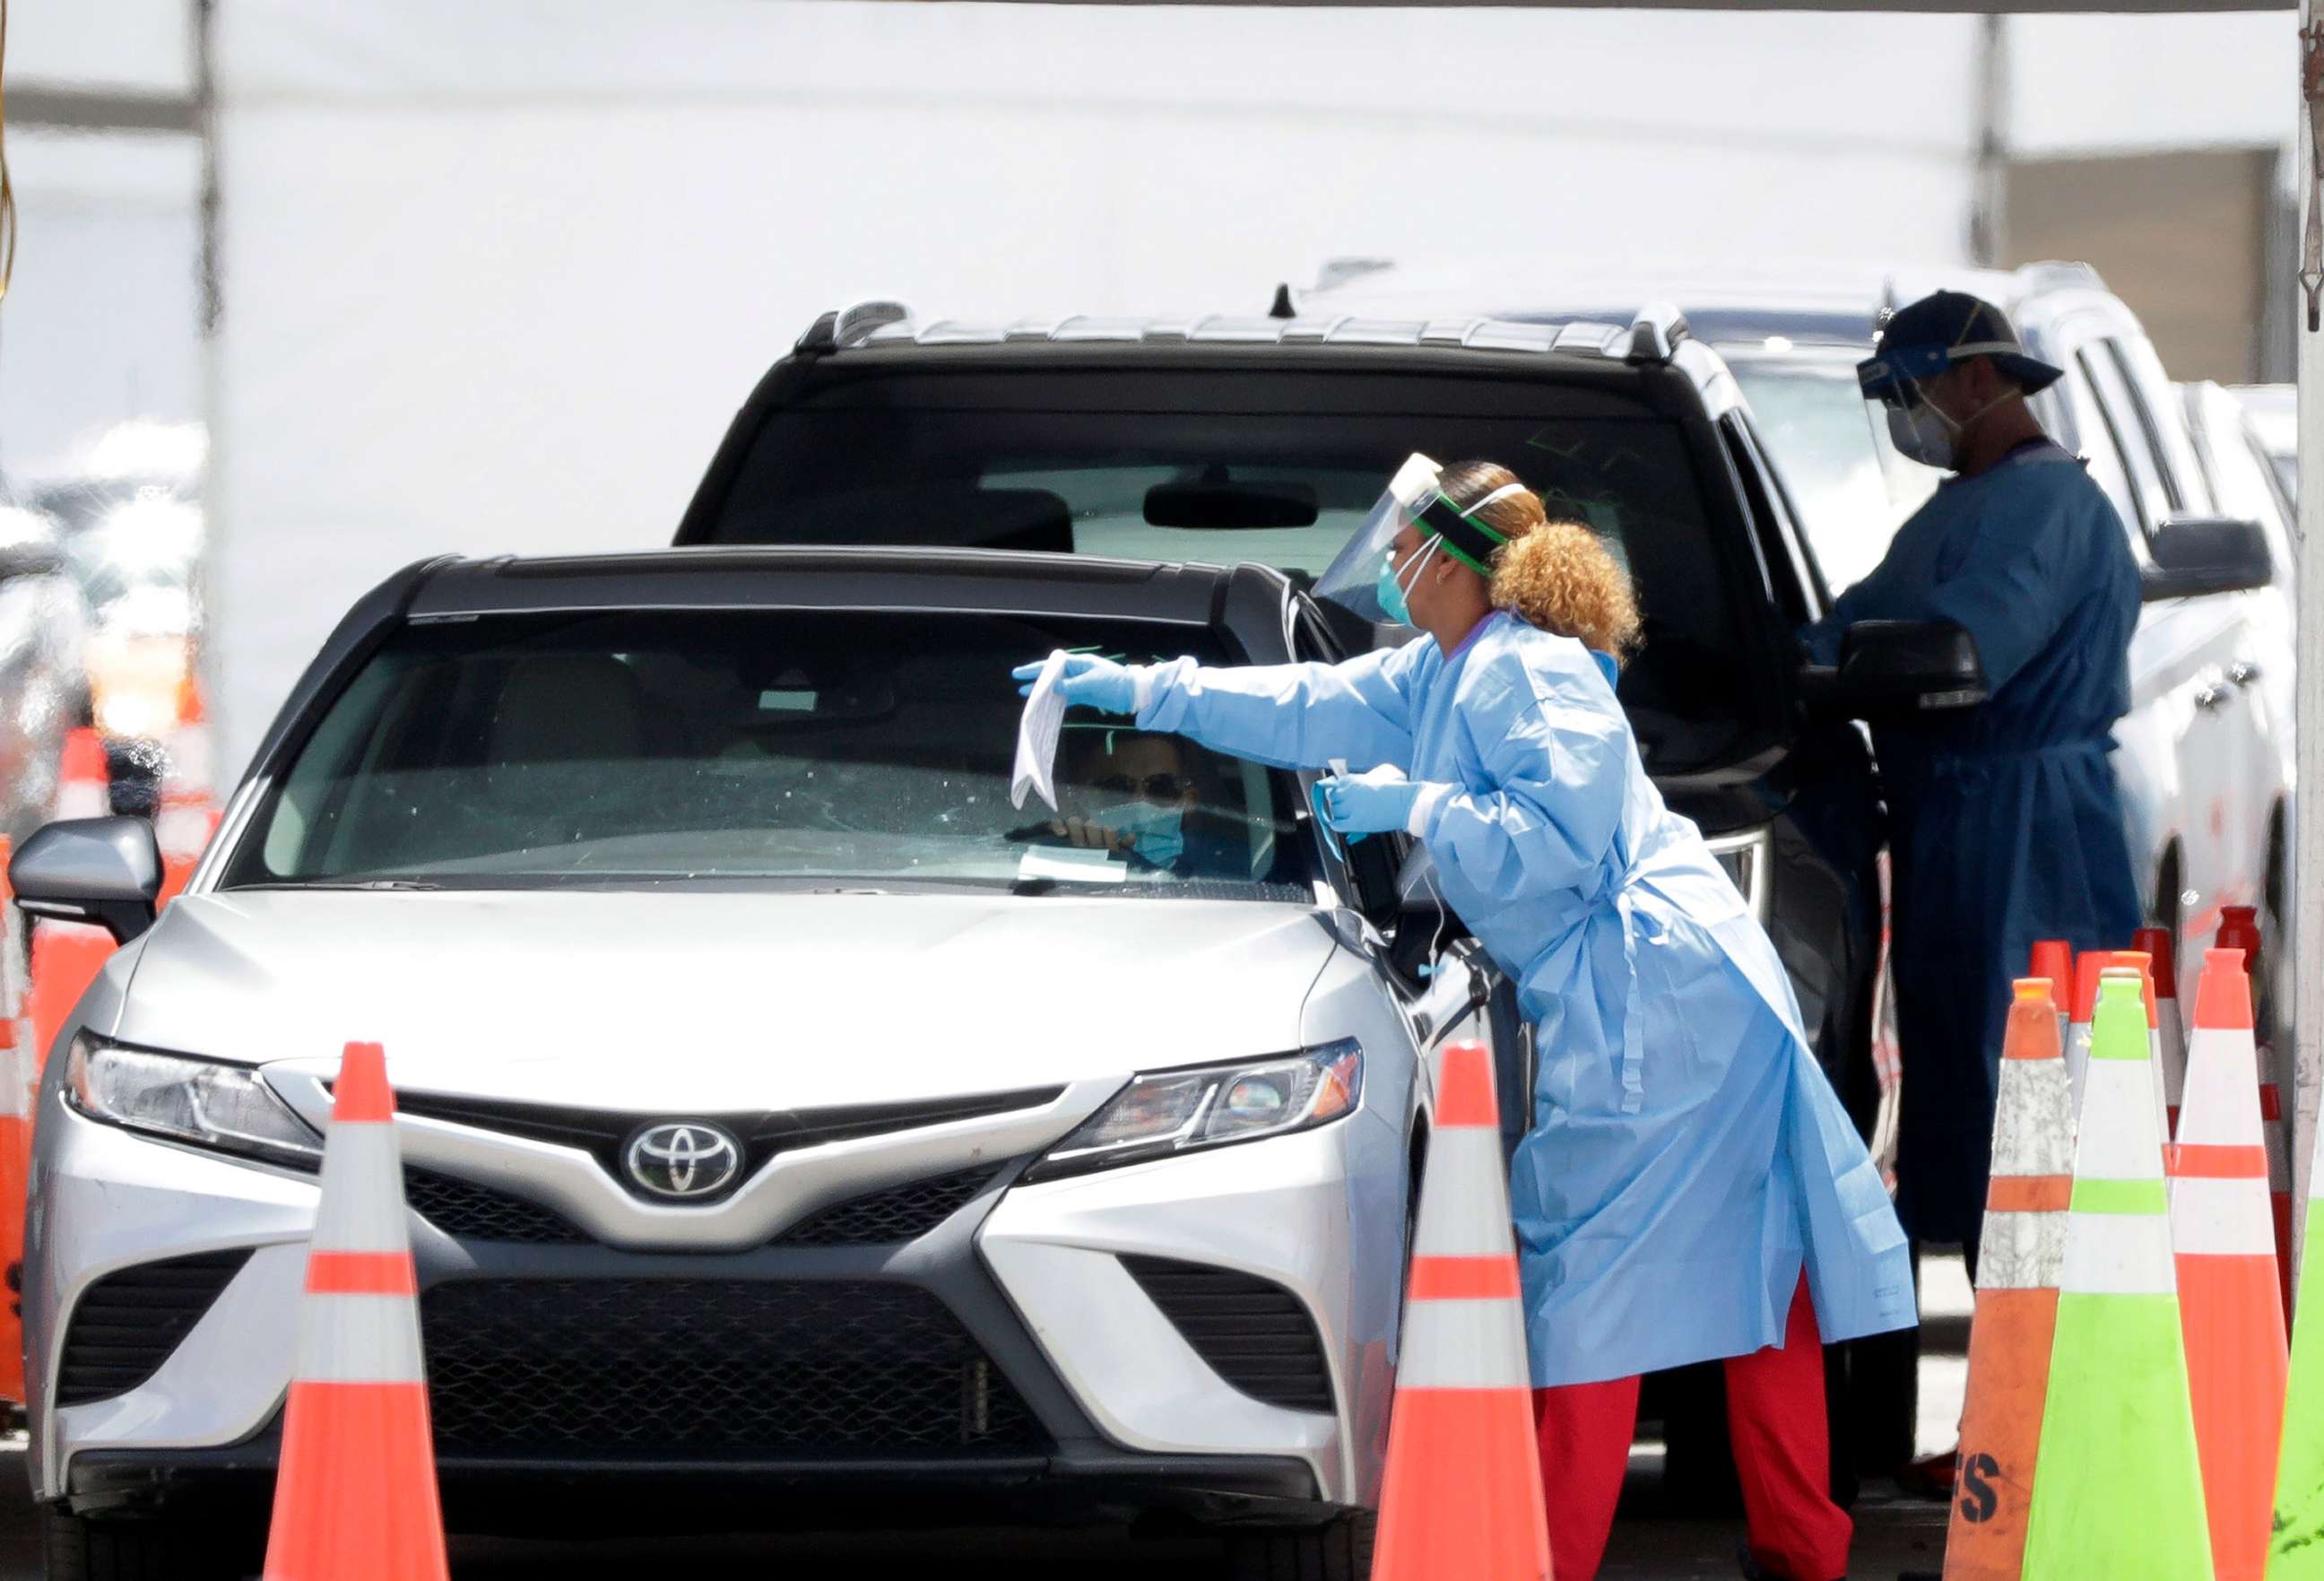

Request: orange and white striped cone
left=1374, top=1040, right=1549, bottom=1581
left=0, top=840, right=29, bottom=1404
left=2065, top=951, right=2107, bottom=1122
left=1944, top=978, right=2074, bottom=1580
left=154, top=671, right=220, bottom=906
left=2031, top=940, right=2074, bottom=1055
left=2136, top=927, right=2189, bottom=1137
left=262, top=1040, right=448, bottom=1581
left=2220, top=908, right=2295, bottom=1321
left=2108, top=954, right=2172, bottom=1151
left=2170, top=949, right=2286, bottom=1581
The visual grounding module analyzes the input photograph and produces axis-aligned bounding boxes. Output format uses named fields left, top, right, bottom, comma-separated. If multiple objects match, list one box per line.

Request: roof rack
left=792, top=304, right=1688, bottom=365
left=794, top=300, right=914, bottom=353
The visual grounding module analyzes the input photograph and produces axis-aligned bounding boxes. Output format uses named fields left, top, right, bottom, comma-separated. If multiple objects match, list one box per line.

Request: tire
left=40, top=1507, right=253, bottom=1581
left=1226, top=1512, right=1375, bottom=1580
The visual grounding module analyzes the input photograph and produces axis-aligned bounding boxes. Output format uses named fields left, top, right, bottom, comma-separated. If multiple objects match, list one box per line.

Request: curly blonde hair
left=1437, top=459, right=1643, bottom=662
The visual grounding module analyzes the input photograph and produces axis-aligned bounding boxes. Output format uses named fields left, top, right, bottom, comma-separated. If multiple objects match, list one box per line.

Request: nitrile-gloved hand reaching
left=1318, top=765, right=1426, bottom=838
left=1012, top=651, right=1140, bottom=716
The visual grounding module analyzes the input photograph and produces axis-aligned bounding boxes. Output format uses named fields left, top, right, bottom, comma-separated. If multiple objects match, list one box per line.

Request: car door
left=2058, top=326, right=2240, bottom=947
left=1288, top=602, right=1516, bottom=1144
left=2183, top=383, right=2295, bottom=943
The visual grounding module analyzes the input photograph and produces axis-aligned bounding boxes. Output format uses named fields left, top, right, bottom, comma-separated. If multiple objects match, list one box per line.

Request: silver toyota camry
left=10, top=547, right=1518, bottom=1578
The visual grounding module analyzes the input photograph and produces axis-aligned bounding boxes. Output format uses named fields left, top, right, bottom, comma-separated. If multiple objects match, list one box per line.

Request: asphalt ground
left=0, top=1258, right=1972, bottom=1579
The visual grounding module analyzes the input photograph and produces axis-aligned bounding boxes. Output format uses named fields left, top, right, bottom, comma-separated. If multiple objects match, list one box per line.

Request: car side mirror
left=2141, top=517, right=2274, bottom=602
left=8, top=817, right=163, bottom=943
left=1799, top=620, right=1990, bottom=718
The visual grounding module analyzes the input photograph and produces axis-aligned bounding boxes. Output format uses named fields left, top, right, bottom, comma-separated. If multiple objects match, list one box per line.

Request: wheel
left=40, top=1507, right=253, bottom=1581
left=1226, top=1512, right=1375, bottom=1580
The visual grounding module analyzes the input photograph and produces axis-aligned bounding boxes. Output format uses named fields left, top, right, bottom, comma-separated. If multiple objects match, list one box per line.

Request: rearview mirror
left=8, top=817, right=163, bottom=943
left=1145, top=472, right=1318, bottom=530
left=2141, top=517, right=2274, bottom=602
left=1799, top=620, right=1989, bottom=718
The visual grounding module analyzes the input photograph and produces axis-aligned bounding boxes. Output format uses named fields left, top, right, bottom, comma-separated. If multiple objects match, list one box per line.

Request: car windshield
left=1723, top=351, right=1938, bottom=593
left=703, top=367, right=1769, bottom=772
left=221, top=608, right=1314, bottom=899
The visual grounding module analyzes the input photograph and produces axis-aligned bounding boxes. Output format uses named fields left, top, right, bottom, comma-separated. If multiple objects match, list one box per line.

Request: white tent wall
left=205, top=0, right=1992, bottom=772
left=2, top=134, right=204, bottom=481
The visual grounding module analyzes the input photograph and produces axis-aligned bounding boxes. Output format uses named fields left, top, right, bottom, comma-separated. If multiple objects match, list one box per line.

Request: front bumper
left=62, top=1436, right=1332, bottom=1536
left=27, top=1082, right=1398, bottom=1526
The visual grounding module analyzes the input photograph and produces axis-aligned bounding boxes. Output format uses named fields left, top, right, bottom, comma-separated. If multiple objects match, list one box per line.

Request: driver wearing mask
left=1046, top=725, right=1221, bottom=875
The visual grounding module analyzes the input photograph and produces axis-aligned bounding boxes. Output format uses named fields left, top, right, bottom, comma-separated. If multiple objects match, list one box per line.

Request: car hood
left=110, top=890, right=1339, bottom=1109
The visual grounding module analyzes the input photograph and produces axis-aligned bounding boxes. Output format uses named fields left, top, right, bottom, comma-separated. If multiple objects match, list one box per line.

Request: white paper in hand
left=1011, top=650, right=1071, bottom=812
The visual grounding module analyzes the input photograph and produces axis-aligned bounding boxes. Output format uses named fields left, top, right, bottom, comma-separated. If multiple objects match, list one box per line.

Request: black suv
left=676, top=300, right=1967, bottom=1490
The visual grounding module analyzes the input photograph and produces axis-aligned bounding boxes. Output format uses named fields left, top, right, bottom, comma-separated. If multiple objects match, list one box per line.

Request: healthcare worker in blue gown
left=1802, top=291, right=2142, bottom=1269
left=1017, top=458, right=1912, bottom=1581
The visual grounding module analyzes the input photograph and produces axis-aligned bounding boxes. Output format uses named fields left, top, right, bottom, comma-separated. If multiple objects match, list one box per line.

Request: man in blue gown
left=1803, top=291, right=2143, bottom=1259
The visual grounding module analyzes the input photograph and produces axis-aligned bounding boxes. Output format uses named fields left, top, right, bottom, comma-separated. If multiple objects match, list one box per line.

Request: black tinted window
left=706, top=368, right=1767, bottom=771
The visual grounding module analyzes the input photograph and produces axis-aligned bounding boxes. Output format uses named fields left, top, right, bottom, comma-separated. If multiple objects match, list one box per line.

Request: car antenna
left=1269, top=282, right=1296, bottom=319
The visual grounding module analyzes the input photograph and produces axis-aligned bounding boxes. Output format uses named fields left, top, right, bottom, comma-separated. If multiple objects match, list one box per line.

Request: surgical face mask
left=1375, top=537, right=1440, bottom=626
left=1096, top=801, right=1185, bottom=869
left=1886, top=400, right=1959, bottom=470
left=1885, top=378, right=2022, bottom=472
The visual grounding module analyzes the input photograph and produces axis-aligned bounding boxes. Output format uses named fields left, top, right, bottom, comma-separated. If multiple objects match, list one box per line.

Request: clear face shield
left=1311, top=453, right=1447, bottom=623
left=1857, top=339, right=2021, bottom=470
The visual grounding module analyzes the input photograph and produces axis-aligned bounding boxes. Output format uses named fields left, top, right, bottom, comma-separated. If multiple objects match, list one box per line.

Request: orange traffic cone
left=2030, top=941, right=2074, bottom=1053
left=51, top=727, right=108, bottom=821
left=1374, top=1040, right=1549, bottom=1581
left=1944, top=979, right=2073, bottom=1580
left=2065, top=951, right=2107, bottom=1120
left=2170, top=950, right=2285, bottom=1581
left=2219, top=908, right=2294, bottom=1322
left=2136, top=927, right=2188, bottom=1135
left=262, top=1041, right=448, bottom=1581
left=154, top=672, right=220, bottom=906
left=0, top=839, right=27, bottom=1405
left=23, top=920, right=117, bottom=1082
left=2109, top=953, right=2172, bottom=1149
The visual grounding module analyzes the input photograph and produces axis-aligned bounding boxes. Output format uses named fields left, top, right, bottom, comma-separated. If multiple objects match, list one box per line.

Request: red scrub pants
left=1530, top=1275, right=1849, bottom=1581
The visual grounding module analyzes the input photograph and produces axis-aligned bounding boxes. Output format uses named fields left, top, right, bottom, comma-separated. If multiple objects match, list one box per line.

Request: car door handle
left=2228, top=661, right=2260, bottom=687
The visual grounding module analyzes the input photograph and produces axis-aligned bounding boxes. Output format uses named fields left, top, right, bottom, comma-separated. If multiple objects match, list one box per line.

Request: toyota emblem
left=623, top=1122, right=743, bottom=1200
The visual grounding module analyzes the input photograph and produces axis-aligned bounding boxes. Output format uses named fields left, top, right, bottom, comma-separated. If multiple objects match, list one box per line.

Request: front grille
left=775, top=1166, right=1000, bottom=1246
left=404, top=1168, right=585, bottom=1244
left=56, top=1249, right=253, bottom=1407
left=1119, top=1255, right=1336, bottom=1414
left=388, top=1087, right=1063, bottom=1201
left=421, top=1278, right=1044, bottom=1458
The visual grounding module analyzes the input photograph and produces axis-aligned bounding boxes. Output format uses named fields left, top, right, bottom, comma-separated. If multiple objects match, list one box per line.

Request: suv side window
left=2053, top=355, right=2138, bottom=535
left=1719, top=416, right=1816, bottom=624
left=2077, top=346, right=2172, bottom=536
left=2109, top=337, right=2216, bottom=517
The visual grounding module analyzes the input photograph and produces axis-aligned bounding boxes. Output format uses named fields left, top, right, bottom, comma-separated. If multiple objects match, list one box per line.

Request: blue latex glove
left=1011, top=651, right=1139, bottom=715
left=1319, top=766, right=1421, bottom=838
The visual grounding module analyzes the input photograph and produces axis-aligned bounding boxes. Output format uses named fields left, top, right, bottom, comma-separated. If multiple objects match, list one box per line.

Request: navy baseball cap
left=1857, top=290, right=2063, bottom=402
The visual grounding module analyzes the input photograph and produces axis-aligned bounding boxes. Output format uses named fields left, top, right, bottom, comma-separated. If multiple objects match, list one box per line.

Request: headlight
left=1024, top=1040, right=1363, bottom=1182
left=64, top=1037, right=322, bottom=1168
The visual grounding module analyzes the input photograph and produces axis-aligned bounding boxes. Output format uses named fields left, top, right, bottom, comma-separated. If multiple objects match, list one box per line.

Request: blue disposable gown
left=1137, top=612, right=1913, bottom=1387
left=1804, top=440, right=2142, bottom=1243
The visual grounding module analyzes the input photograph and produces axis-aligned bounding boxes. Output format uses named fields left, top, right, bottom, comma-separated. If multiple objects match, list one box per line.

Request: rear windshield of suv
left=701, top=365, right=1765, bottom=770
left=221, top=608, right=1314, bottom=900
